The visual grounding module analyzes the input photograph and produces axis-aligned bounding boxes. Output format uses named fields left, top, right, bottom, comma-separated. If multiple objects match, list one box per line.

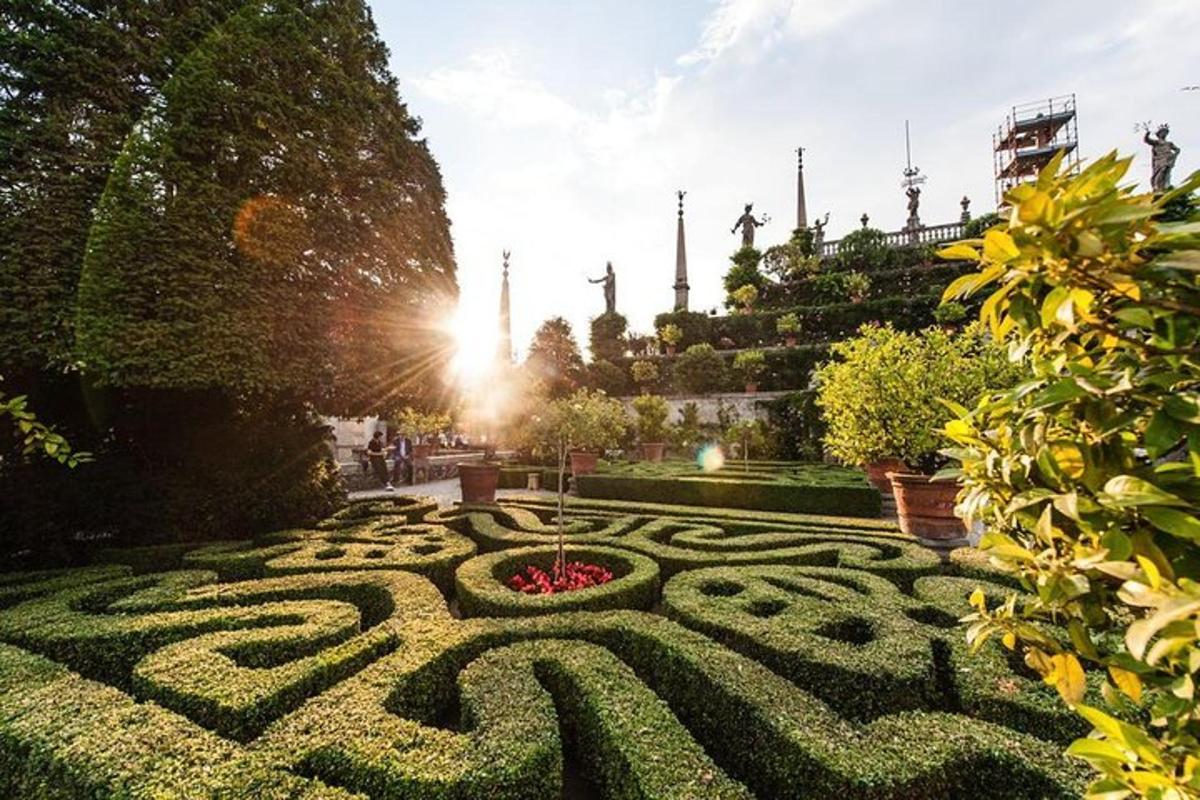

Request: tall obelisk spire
left=796, top=146, right=808, bottom=230
left=497, top=250, right=513, bottom=363
left=673, top=190, right=689, bottom=311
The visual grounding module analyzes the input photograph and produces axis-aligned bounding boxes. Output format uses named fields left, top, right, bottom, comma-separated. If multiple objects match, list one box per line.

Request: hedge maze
left=0, top=495, right=1090, bottom=798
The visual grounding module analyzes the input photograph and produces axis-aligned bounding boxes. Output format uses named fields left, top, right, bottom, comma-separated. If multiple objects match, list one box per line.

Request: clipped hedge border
left=575, top=472, right=881, bottom=517
left=455, top=545, right=659, bottom=617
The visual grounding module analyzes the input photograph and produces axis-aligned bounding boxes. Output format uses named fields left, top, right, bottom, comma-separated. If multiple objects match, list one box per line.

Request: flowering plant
left=507, top=560, right=613, bottom=594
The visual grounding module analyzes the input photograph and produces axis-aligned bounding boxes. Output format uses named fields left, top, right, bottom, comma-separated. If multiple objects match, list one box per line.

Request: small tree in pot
left=658, top=323, right=682, bottom=355
left=776, top=312, right=801, bottom=346
left=630, top=359, right=659, bottom=394
left=815, top=322, right=1018, bottom=532
left=632, top=394, right=669, bottom=462
left=527, top=389, right=627, bottom=571
left=731, top=283, right=759, bottom=314
left=733, top=349, right=767, bottom=393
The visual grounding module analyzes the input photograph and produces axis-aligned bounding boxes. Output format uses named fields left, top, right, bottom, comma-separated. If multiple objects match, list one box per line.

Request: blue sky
left=369, top=0, right=1200, bottom=359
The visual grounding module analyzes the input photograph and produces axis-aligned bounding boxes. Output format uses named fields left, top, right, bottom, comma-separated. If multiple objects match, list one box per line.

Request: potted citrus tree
left=845, top=271, right=871, bottom=303
left=632, top=394, right=669, bottom=462
left=731, top=283, right=758, bottom=314
left=630, top=359, right=659, bottom=394
left=733, top=349, right=767, bottom=393
left=815, top=322, right=1019, bottom=539
left=658, top=322, right=682, bottom=356
left=776, top=312, right=800, bottom=347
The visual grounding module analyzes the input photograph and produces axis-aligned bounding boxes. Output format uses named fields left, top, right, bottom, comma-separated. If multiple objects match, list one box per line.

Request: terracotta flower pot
left=569, top=451, right=599, bottom=476
left=744, top=382, right=758, bottom=394
left=640, top=442, right=666, bottom=462
left=458, top=463, right=500, bottom=503
left=889, top=472, right=966, bottom=541
left=785, top=335, right=797, bottom=347
left=864, top=458, right=908, bottom=495
left=666, top=344, right=677, bottom=356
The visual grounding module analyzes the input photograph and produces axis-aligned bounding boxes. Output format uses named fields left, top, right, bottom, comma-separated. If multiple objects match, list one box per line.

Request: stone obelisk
left=497, top=250, right=513, bottom=363
left=673, top=190, right=689, bottom=311
left=796, top=147, right=808, bottom=231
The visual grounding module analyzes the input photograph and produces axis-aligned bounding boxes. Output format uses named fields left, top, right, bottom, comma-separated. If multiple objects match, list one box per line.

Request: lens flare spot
left=698, top=444, right=725, bottom=473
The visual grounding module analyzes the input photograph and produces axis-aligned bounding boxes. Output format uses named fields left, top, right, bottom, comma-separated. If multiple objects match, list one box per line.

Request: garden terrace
left=575, top=460, right=881, bottom=517
left=0, top=495, right=1090, bottom=798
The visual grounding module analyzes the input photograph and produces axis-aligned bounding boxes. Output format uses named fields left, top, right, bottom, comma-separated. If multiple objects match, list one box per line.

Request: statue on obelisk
left=589, top=261, right=617, bottom=315
left=673, top=190, right=689, bottom=311
left=1143, top=123, right=1181, bottom=192
left=731, top=203, right=766, bottom=248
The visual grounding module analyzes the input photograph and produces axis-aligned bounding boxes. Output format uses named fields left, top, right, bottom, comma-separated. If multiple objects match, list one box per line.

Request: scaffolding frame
left=993, top=94, right=1079, bottom=205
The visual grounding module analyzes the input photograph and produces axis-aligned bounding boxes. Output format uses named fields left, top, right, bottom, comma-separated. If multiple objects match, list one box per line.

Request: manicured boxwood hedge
left=0, top=497, right=1092, bottom=798
left=455, top=545, right=660, bottom=617
left=575, top=461, right=881, bottom=518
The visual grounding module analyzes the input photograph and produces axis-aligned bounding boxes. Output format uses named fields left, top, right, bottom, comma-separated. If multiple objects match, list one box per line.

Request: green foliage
left=845, top=271, right=871, bottom=302
left=454, top=546, right=660, bottom=617
left=394, top=407, right=453, bottom=440
left=74, top=0, right=454, bottom=405
left=762, top=229, right=821, bottom=281
left=723, top=419, right=768, bottom=466
left=584, top=359, right=627, bottom=396
left=776, top=312, right=801, bottom=336
left=674, top=344, right=728, bottom=394
left=0, top=385, right=88, bottom=468
left=589, top=312, right=628, bottom=362
left=732, top=349, right=767, bottom=382
left=933, top=301, right=968, bottom=324
left=630, top=359, right=660, bottom=388
left=834, top=227, right=893, bottom=272
left=670, top=402, right=704, bottom=452
left=723, top=246, right=766, bottom=299
left=815, top=323, right=1020, bottom=471
left=762, top=390, right=826, bottom=461
left=653, top=311, right=712, bottom=350
left=731, top=284, right=759, bottom=311
left=631, top=394, right=670, bottom=442
left=939, top=152, right=1200, bottom=798
left=0, top=1, right=247, bottom=374
left=574, top=460, right=880, bottom=517
left=963, top=212, right=1002, bottom=239
left=657, top=322, right=683, bottom=347
left=526, top=317, right=584, bottom=398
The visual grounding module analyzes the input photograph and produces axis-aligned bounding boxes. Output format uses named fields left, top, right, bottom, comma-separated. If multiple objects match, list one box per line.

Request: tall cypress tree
left=75, top=0, right=456, bottom=409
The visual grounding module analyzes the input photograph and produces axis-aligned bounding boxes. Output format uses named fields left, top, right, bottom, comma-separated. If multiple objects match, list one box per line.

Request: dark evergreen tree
left=589, top=311, right=628, bottom=362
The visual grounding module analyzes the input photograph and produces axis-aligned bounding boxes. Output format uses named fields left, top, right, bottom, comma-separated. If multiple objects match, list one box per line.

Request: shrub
left=629, top=359, right=659, bottom=391
left=653, top=312, right=710, bottom=350
left=932, top=301, right=967, bottom=324
left=731, top=283, right=759, bottom=311
left=940, top=152, right=1200, bottom=798
left=395, top=407, right=453, bottom=441
left=657, top=322, right=683, bottom=348
left=833, top=227, right=894, bottom=272
left=722, top=246, right=765, bottom=296
left=673, top=344, right=728, bottom=394
left=776, top=312, right=801, bottom=338
left=844, top=271, right=870, bottom=302
left=454, top=545, right=660, bottom=617
left=815, top=322, right=1021, bottom=472
left=631, top=394, right=669, bottom=443
left=589, top=312, right=628, bottom=362
left=584, top=359, right=628, bottom=395
left=732, top=350, right=767, bottom=386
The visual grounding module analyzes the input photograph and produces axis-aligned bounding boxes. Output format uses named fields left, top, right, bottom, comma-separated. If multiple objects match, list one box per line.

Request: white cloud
left=678, top=0, right=882, bottom=66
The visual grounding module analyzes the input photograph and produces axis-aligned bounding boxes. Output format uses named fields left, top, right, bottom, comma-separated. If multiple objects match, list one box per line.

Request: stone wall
left=617, top=391, right=786, bottom=425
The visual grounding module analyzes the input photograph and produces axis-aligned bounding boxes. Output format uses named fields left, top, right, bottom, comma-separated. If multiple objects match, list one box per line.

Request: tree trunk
left=556, top=438, right=566, bottom=575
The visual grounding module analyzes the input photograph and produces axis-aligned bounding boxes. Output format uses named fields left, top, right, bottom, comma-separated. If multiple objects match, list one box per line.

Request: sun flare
left=446, top=303, right=500, bottom=387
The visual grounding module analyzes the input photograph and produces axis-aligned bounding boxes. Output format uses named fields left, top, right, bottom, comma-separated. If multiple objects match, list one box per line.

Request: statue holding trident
left=588, top=261, right=617, bottom=314
left=731, top=203, right=767, bottom=248
left=1142, top=123, right=1181, bottom=192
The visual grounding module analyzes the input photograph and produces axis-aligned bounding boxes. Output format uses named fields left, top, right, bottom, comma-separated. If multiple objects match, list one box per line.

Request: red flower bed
left=507, top=561, right=614, bottom=594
